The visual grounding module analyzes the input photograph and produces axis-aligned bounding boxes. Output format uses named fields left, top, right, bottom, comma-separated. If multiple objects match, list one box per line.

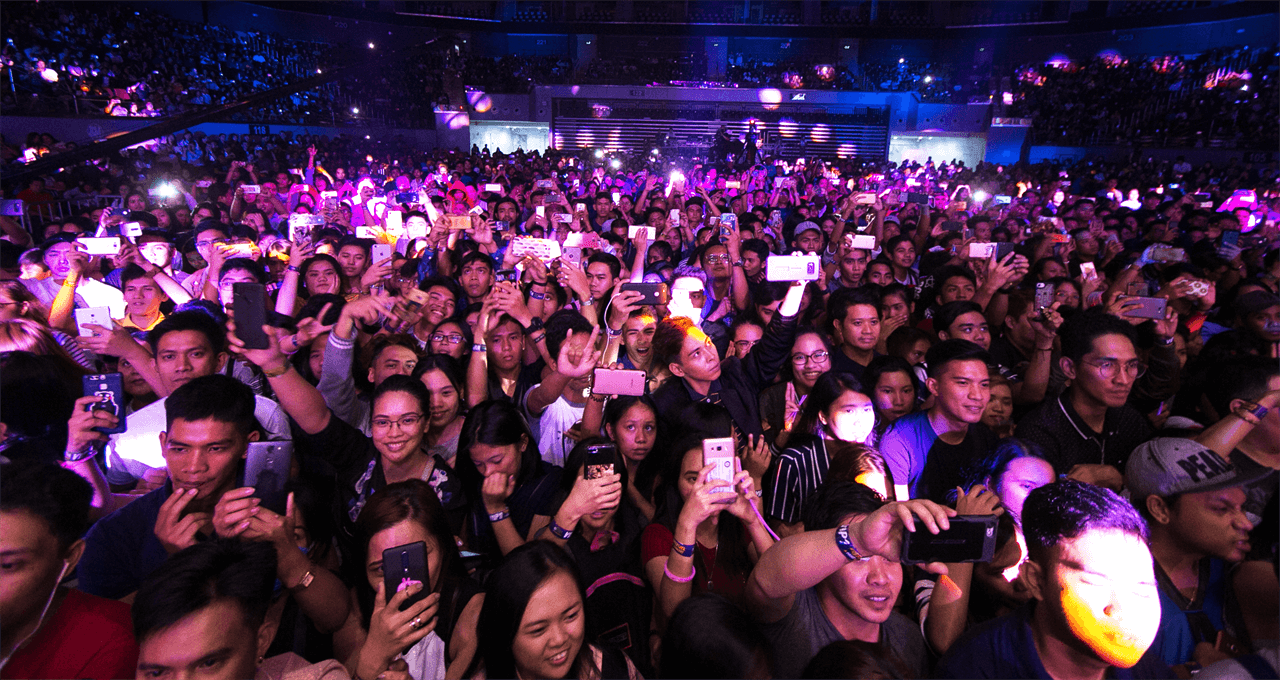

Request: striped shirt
left=764, top=436, right=829, bottom=525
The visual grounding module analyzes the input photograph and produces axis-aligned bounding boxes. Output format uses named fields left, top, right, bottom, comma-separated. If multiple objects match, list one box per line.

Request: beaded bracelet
left=663, top=563, right=696, bottom=583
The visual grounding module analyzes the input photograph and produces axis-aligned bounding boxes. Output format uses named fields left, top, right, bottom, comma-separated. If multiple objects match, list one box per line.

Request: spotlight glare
left=973, top=190, right=989, bottom=203
left=594, top=149, right=604, bottom=159
left=610, top=159, right=621, bottom=169
left=352, top=107, right=359, bottom=114
left=368, top=42, right=375, bottom=49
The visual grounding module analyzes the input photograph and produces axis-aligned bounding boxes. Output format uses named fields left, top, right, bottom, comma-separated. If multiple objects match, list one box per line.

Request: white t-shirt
left=105, top=394, right=292, bottom=485
left=24, top=276, right=126, bottom=318
left=535, top=394, right=585, bottom=469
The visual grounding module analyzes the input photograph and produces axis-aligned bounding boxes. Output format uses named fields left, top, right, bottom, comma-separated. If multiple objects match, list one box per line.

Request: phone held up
left=383, top=541, right=430, bottom=611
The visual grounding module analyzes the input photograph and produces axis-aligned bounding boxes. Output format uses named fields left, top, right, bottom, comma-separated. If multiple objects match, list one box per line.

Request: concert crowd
left=0, top=128, right=1278, bottom=680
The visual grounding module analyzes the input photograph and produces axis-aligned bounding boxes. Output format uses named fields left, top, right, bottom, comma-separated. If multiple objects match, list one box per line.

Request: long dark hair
left=653, top=431, right=754, bottom=581
left=476, top=542, right=596, bottom=679
left=455, top=400, right=542, bottom=493
left=411, top=353, right=469, bottom=422
left=354, top=480, right=466, bottom=628
left=790, top=372, right=867, bottom=443
left=603, top=395, right=661, bottom=500
left=298, top=253, right=347, bottom=298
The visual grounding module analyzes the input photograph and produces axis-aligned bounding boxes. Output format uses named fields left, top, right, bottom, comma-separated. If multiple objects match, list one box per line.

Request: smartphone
left=725, top=180, right=741, bottom=189
left=574, top=203, right=587, bottom=214
left=82, top=373, right=126, bottom=434
left=901, top=192, right=929, bottom=205
left=584, top=443, right=617, bottom=480
left=620, top=282, right=670, bottom=306
left=1147, top=245, right=1187, bottom=263
left=668, top=209, right=682, bottom=227
left=1048, top=233, right=1072, bottom=244
left=535, top=205, right=546, bottom=218
left=855, top=193, right=878, bottom=205
left=994, top=195, right=1013, bottom=205
left=447, top=215, right=471, bottom=230
left=221, top=243, right=259, bottom=259
left=592, top=368, right=647, bottom=397
left=484, top=183, right=502, bottom=193
left=76, top=237, right=122, bottom=256
left=554, top=213, right=573, bottom=224
left=848, top=234, right=876, bottom=250
left=1034, top=282, right=1054, bottom=311
left=563, top=246, right=583, bottom=267
left=901, top=515, right=998, bottom=564
left=232, top=282, right=270, bottom=350
left=242, top=184, right=261, bottom=195
left=1221, top=230, right=1240, bottom=250
left=628, top=224, right=656, bottom=240
left=953, top=200, right=968, bottom=211
left=122, top=222, right=144, bottom=240
left=245, top=441, right=292, bottom=515
left=371, top=243, right=393, bottom=265
left=74, top=307, right=113, bottom=337
left=382, top=541, right=430, bottom=611
left=766, top=254, right=822, bottom=282
left=702, top=437, right=736, bottom=497
left=509, top=237, right=562, bottom=261
left=392, top=287, right=430, bottom=319
left=1120, top=296, right=1168, bottom=320
left=383, top=210, right=404, bottom=237
left=968, top=243, right=998, bottom=259
left=495, top=269, right=519, bottom=284
left=1080, top=261, right=1097, bottom=279
left=611, top=191, right=622, bottom=204
left=470, top=202, right=488, bottom=216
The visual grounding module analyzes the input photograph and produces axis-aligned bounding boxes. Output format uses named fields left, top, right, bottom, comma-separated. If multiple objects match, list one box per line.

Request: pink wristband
left=663, top=562, right=696, bottom=583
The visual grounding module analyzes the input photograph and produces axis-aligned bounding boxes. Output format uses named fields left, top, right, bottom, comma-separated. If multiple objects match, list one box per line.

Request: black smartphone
left=993, top=242, right=1016, bottom=262
left=495, top=269, right=519, bottom=283
left=1221, top=229, right=1241, bottom=250
left=82, top=373, right=127, bottom=435
left=383, top=541, right=430, bottom=611
left=620, top=282, right=670, bottom=306
left=245, top=441, right=292, bottom=515
left=584, top=443, right=617, bottom=480
left=901, top=515, right=998, bottom=564
left=232, top=282, right=270, bottom=350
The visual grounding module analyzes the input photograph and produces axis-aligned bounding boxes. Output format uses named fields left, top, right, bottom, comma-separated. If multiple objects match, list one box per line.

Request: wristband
left=262, top=363, right=291, bottom=378
left=548, top=518, right=573, bottom=540
left=529, top=331, right=546, bottom=344
left=529, top=291, right=547, bottom=300
left=834, top=524, right=865, bottom=562
left=63, top=445, right=97, bottom=464
left=663, top=563, right=696, bottom=583
left=488, top=508, right=511, bottom=523
left=473, top=343, right=488, bottom=353
left=286, top=265, right=301, bottom=273
left=606, top=326, right=622, bottom=339
left=671, top=539, right=695, bottom=558
left=524, top=318, right=545, bottom=334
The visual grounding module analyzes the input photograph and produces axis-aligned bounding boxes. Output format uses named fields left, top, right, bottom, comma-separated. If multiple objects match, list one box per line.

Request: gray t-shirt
left=761, top=586, right=927, bottom=679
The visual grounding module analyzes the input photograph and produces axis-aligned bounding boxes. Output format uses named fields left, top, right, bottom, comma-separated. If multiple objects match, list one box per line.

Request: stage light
left=317, top=68, right=322, bottom=74
left=40, top=68, right=58, bottom=83
left=899, top=58, right=905, bottom=64
left=810, top=125, right=830, bottom=143
left=594, top=149, right=604, bottom=159
left=924, top=75, right=933, bottom=83
left=778, top=119, right=798, bottom=137
left=368, top=42, right=375, bottom=49
left=973, top=190, right=989, bottom=203
left=610, top=159, right=621, bottom=169
left=365, top=135, right=371, bottom=140
left=652, top=148, right=660, bottom=155
left=351, top=107, right=359, bottom=114
left=758, top=88, right=782, bottom=110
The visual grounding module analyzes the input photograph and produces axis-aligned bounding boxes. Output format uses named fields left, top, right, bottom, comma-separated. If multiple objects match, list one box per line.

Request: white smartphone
left=75, top=307, right=113, bottom=337
left=702, top=437, right=736, bottom=498
left=484, top=183, right=502, bottom=193
left=76, top=237, right=122, bottom=256
left=848, top=234, right=876, bottom=250
left=383, top=210, right=404, bottom=236
left=628, top=224, right=657, bottom=240
left=371, top=243, right=393, bottom=265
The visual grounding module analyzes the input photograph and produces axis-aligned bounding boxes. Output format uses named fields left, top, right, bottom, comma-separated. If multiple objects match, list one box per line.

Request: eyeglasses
left=791, top=350, right=830, bottom=366
left=371, top=414, right=424, bottom=430
left=195, top=239, right=226, bottom=248
left=704, top=255, right=730, bottom=264
left=1081, top=359, right=1147, bottom=379
left=431, top=333, right=464, bottom=344
left=733, top=339, right=758, bottom=353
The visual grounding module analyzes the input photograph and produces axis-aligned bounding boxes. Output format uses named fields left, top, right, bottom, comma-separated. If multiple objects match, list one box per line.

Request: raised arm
left=227, top=322, right=331, bottom=434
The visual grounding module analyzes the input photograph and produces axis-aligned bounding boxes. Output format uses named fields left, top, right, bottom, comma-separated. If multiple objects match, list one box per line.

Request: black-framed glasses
left=431, top=333, right=464, bottom=344
left=1081, top=359, right=1146, bottom=379
left=791, top=350, right=830, bottom=366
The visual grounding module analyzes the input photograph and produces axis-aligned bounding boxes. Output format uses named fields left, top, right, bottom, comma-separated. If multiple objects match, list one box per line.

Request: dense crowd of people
left=1010, top=45, right=1280, bottom=149
left=0, top=124, right=1278, bottom=680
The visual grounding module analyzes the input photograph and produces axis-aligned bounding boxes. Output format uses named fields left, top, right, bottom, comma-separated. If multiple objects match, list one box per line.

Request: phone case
left=383, top=542, right=430, bottom=611
left=245, top=441, right=292, bottom=515
left=592, top=368, right=647, bottom=397
left=702, top=437, right=736, bottom=496
left=83, top=373, right=127, bottom=434
left=371, top=244, right=393, bottom=264
left=1121, top=296, right=1168, bottom=320
left=901, top=515, right=998, bottom=564
left=619, top=282, right=670, bottom=306
left=232, top=283, right=270, bottom=349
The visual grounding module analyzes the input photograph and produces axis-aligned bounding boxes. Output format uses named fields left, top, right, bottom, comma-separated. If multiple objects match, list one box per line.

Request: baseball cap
left=795, top=220, right=822, bottom=235
left=1235, top=290, right=1280, bottom=316
left=1125, top=437, right=1271, bottom=502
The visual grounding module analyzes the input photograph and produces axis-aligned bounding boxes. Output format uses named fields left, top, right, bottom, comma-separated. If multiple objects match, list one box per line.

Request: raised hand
left=154, top=487, right=212, bottom=555
left=360, top=581, right=440, bottom=680
left=481, top=470, right=516, bottom=516
left=66, top=395, right=116, bottom=455
left=212, top=486, right=261, bottom=539
left=847, top=499, right=956, bottom=574
left=560, top=471, right=623, bottom=526
left=953, top=484, right=1005, bottom=517
left=676, top=464, right=738, bottom=533
left=556, top=326, right=602, bottom=379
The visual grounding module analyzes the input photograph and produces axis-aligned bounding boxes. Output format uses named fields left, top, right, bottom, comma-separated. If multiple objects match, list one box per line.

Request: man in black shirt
left=826, top=287, right=881, bottom=387
left=651, top=281, right=804, bottom=437
left=1016, top=310, right=1154, bottom=489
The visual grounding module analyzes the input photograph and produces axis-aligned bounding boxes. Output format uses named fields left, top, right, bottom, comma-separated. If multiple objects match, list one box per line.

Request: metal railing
left=4, top=195, right=123, bottom=235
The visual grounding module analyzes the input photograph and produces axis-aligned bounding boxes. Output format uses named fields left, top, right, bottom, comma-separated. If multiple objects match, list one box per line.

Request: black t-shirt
left=918, top=423, right=1000, bottom=504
